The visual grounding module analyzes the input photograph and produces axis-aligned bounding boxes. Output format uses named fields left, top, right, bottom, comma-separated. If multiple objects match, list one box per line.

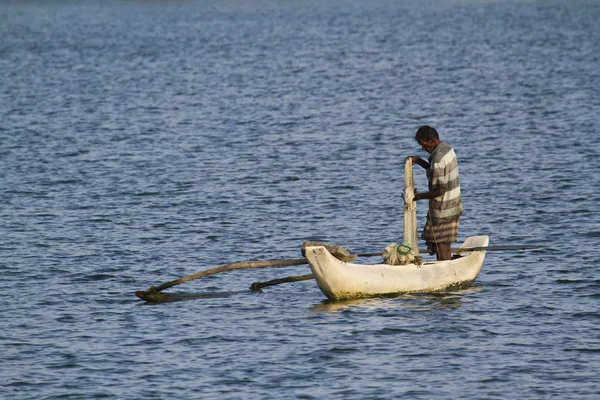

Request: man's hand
left=409, top=156, right=430, bottom=169
left=414, top=188, right=422, bottom=201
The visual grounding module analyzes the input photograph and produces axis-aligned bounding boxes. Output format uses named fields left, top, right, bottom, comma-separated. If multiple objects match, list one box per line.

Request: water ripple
left=2, top=0, right=600, bottom=399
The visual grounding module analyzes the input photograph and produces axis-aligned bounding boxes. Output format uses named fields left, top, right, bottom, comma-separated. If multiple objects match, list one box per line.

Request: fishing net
left=383, top=158, right=421, bottom=265
left=382, top=242, right=416, bottom=265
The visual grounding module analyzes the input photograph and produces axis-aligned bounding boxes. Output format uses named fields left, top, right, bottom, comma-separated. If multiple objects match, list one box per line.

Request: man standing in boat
left=410, top=125, right=463, bottom=261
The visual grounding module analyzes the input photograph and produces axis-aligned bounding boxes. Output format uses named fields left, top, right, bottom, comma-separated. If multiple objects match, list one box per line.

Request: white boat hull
left=306, top=236, right=489, bottom=300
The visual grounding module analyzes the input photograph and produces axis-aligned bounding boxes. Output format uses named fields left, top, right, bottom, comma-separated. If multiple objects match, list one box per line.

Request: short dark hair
left=415, top=125, right=439, bottom=142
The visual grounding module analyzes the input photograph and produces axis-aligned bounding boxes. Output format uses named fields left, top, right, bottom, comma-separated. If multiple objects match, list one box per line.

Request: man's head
left=415, top=125, right=441, bottom=153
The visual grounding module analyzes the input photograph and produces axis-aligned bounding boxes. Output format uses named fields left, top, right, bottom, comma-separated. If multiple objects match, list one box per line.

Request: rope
left=382, top=242, right=422, bottom=266
left=427, top=211, right=439, bottom=247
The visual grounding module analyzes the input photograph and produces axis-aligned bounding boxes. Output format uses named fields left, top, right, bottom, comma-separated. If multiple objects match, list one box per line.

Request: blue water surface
left=1, top=0, right=599, bottom=398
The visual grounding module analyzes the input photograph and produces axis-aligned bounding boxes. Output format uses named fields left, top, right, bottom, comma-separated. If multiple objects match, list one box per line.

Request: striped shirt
left=426, top=142, right=462, bottom=222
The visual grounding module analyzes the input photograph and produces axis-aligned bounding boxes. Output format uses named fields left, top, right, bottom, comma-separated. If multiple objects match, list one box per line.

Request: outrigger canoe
left=305, top=157, right=489, bottom=300
left=305, top=235, right=488, bottom=300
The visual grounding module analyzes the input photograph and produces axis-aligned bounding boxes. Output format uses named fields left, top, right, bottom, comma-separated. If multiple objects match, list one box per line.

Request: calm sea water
left=2, top=0, right=600, bottom=398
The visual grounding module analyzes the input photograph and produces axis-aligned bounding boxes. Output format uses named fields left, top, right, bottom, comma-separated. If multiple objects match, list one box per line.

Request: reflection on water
left=310, top=286, right=485, bottom=313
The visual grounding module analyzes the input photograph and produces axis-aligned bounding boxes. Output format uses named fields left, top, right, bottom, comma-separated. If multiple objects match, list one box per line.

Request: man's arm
left=414, top=187, right=446, bottom=201
left=409, top=156, right=430, bottom=170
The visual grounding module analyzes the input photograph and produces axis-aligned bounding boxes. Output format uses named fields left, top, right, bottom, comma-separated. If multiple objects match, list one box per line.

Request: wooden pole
left=136, top=241, right=358, bottom=301
left=249, top=273, right=315, bottom=292
left=135, top=258, right=308, bottom=301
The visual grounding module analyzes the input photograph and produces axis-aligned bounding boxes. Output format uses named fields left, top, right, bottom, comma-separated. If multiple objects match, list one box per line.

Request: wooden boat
left=305, top=235, right=488, bottom=300
left=305, top=158, right=489, bottom=300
